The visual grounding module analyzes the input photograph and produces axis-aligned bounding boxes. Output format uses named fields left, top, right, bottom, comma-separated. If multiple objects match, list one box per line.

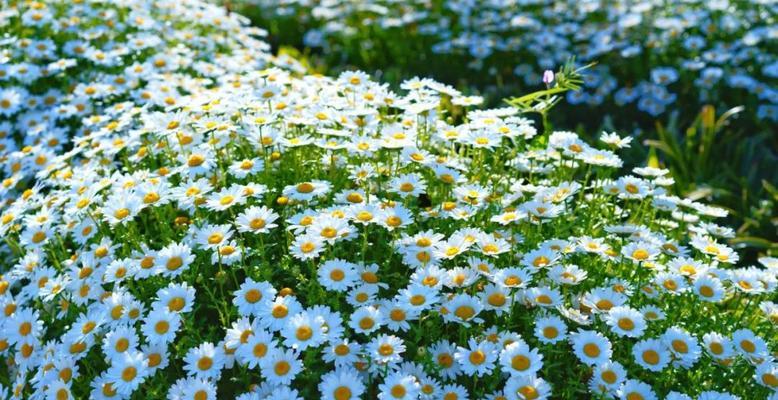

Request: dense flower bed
left=1, top=1, right=777, bottom=400
left=245, top=0, right=778, bottom=124
left=0, top=0, right=301, bottom=181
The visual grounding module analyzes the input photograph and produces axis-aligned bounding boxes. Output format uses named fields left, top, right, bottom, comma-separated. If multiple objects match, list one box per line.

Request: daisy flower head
left=258, top=294, right=303, bottom=332
left=236, top=206, right=280, bottom=234
left=46, top=379, right=74, bottom=400
left=236, top=328, right=277, bottom=369
left=283, top=180, right=332, bottom=202
left=367, top=334, right=406, bottom=365
left=499, top=340, right=543, bottom=377
left=732, top=329, right=769, bottom=361
left=260, top=347, right=302, bottom=386
left=570, top=330, right=612, bottom=366
left=754, top=362, right=778, bottom=390
left=153, top=283, right=196, bottom=314
left=106, top=350, right=149, bottom=396
left=632, top=338, right=671, bottom=372
left=318, top=259, right=359, bottom=292
left=429, top=339, right=461, bottom=380
left=319, top=369, right=366, bottom=400
left=654, top=272, right=688, bottom=295
left=479, top=283, right=512, bottom=314
left=441, top=293, right=484, bottom=326
left=229, top=157, right=264, bottom=178
left=455, top=338, right=498, bottom=377
left=184, top=342, right=225, bottom=380
left=309, top=214, right=353, bottom=244
left=526, top=286, right=563, bottom=308
left=600, top=131, right=633, bottom=148
left=548, top=263, right=588, bottom=285
left=5, top=308, right=43, bottom=347
left=349, top=306, right=383, bottom=335
left=102, top=324, right=139, bottom=360
left=534, top=314, right=568, bottom=344
left=617, top=379, right=657, bottom=400
left=156, top=242, right=194, bottom=278
left=438, top=383, right=468, bottom=400
left=234, top=278, right=276, bottom=317
left=177, top=147, right=217, bottom=177
left=389, top=173, right=427, bottom=198
left=464, top=128, right=501, bottom=150
left=143, top=343, right=170, bottom=373
left=592, top=361, right=627, bottom=391
left=290, top=233, right=326, bottom=261
left=493, top=267, right=532, bottom=289
left=621, top=241, right=660, bottom=264
left=141, top=308, right=181, bottom=345
left=521, top=249, right=560, bottom=269
left=615, top=176, right=650, bottom=199
left=182, top=378, right=218, bottom=400
left=505, top=375, right=552, bottom=400
left=702, top=332, right=735, bottom=361
left=282, top=311, right=326, bottom=350
left=667, top=257, right=706, bottom=278
left=661, top=326, right=701, bottom=368
left=379, top=205, right=414, bottom=231
left=101, top=194, right=143, bottom=226
left=194, top=223, right=234, bottom=251
left=605, top=306, right=646, bottom=338
left=378, top=372, right=420, bottom=400
left=322, top=340, right=361, bottom=367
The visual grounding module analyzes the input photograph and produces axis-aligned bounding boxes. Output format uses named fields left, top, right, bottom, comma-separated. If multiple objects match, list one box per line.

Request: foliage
left=506, top=59, right=593, bottom=137
left=645, top=106, right=778, bottom=260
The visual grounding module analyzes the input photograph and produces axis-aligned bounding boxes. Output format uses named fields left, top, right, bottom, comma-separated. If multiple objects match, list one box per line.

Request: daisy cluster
left=0, top=2, right=777, bottom=400
left=245, top=0, right=778, bottom=121
left=0, top=0, right=302, bottom=171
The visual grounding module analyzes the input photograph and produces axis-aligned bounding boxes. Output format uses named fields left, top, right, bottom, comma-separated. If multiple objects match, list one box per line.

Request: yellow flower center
left=632, top=249, right=649, bottom=261
left=390, top=385, right=406, bottom=398
left=617, top=318, right=634, bottom=331
left=583, top=343, right=600, bottom=358
left=121, top=366, right=137, bottom=382
left=114, top=208, right=130, bottom=219
left=245, top=289, right=262, bottom=303
left=469, top=350, right=485, bottom=365
left=166, top=257, right=183, bottom=271
left=155, top=320, right=169, bottom=334
left=642, top=350, right=659, bottom=365
left=454, top=305, right=475, bottom=320
left=274, top=361, right=291, bottom=376
left=296, top=326, right=313, bottom=341
left=740, top=340, right=756, bottom=353
left=197, top=357, right=213, bottom=371
left=249, top=218, right=267, bottom=230
left=542, top=326, right=558, bottom=339
left=272, top=305, right=288, bottom=318
left=297, top=183, right=314, bottom=193
left=334, top=386, right=352, bottom=400
left=511, top=355, right=530, bottom=371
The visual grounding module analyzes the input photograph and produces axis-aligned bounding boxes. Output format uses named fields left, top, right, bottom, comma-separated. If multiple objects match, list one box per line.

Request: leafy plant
left=646, top=106, right=777, bottom=259
left=506, top=59, right=594, bottom=137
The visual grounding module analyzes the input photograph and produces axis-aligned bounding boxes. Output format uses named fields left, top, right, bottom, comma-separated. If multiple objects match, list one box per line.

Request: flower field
left=0, top=1, right=776, bottom=400
left=236, top=0, right=778, bottom=246
left=241, top=0, right=778, bottom=123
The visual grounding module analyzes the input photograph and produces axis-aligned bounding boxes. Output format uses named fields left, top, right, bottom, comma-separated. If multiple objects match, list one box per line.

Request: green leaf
left=729, top=236, right=778, bottom=250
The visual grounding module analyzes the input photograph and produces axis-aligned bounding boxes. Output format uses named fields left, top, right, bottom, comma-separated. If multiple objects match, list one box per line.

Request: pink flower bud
left=543, top=70, right=555, bottom=85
